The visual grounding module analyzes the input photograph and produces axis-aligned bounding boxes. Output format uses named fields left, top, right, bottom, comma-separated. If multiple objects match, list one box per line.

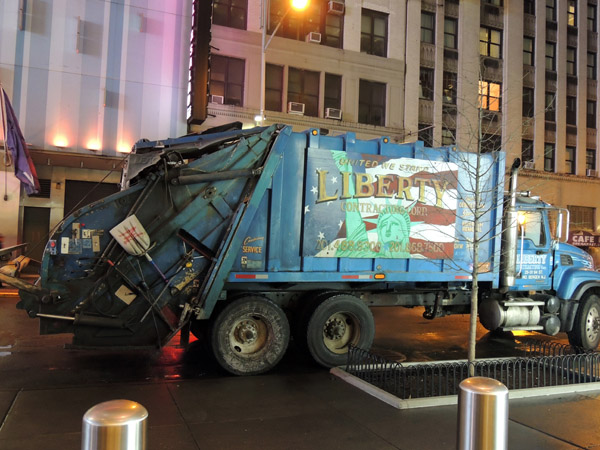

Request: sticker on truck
left=303, top=149, right=458, bottom=259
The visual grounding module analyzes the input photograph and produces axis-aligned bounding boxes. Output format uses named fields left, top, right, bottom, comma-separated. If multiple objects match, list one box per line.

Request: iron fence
left=345, top=345, right=600, bottom=400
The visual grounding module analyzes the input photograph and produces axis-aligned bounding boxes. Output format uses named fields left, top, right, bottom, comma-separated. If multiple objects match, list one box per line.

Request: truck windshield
left=517, top=211, right=546, bottom=247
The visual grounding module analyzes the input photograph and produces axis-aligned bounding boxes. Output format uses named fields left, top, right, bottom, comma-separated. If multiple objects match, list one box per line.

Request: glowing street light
left=291, top=0, right=309, bottom=10
left=256, top=0, right=309, bottom=125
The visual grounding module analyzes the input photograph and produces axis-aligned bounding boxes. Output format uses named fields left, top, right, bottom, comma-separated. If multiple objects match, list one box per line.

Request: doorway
left=22, top=207, right=51, bottom=261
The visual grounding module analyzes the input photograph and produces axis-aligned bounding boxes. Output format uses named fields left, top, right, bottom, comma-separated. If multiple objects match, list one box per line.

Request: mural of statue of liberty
left=329, top=151, right=417, bottom=258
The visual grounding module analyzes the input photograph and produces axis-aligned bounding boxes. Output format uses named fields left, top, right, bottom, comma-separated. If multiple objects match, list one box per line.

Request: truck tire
left=211, top=296, right=290, bottom=376
left=567, top=293, right=600, bottom=350
left=306, top=294, right=375, bottom=368
left=292, top=291, right=335, bottom=350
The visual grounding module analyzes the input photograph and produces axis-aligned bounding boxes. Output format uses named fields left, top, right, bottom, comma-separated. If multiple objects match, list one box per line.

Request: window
left=265, top=64, right=283, bottom=111
left=524, top=0, right=535, bottom=15
left=589, top=4, right=597, bottom=32
left=523, top=37, right=534, bottom=65
left=566, top=146, right=576, bottom=174
left=443, top=72, right=457, bottom=104
left=479, top=80, right=501, bottom=111
left=545, top=92, right=556, bottom=122
left=420, top=67, right=434, bottom=100
left=587, top=148, right=597, bottom=170
left=361, top=9, right=388, bottom=57
left=480, top=27, right=502, bottom=58
left=359, top=79, right=386, bottom=126
left=444, top=17, right=458, bottom=49
left=588, top=100, right=597, bottom=128
left=481, top=133, right=501, bottom=153
left=210, top=55, right=245, bottom=106
left=545, top=42, right=556, bottom=71
left=567, top=96, right=577, bottom=125
left=567, top=47, right=577, bottom=76
left=546, top=0, right=556, bottom=22
left=323, top=6, right=343, bottom=48
left=522, top=139, right=534, bottom=162
left=288, top=67, right=319, bottom=117
left=568, top=205, right=595, bottom=230
left=523, top=88, right=534, bottom=117
left=588, top=52, right=597, bottom=80
left=324, top=73, right=342, bottom=110
left=418, top=124, right=433, bottom=147
left=568, top=0, right=577, bottom=27
left=518, top=211, right=545, bottom=247
left=486, top=0, right=502, bottom=5
left=544, top=143, right=555, bottom=172
left=442, top=127, right=455, bottom=146
left=268, top=0, right=342, bottom=49
left=213, top=0, right=247, bottom=29
left=421, top=12, right=435, bottom=44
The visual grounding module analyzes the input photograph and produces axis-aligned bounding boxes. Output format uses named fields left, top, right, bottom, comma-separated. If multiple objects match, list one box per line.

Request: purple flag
left=1, top=87, right=39, bottom=195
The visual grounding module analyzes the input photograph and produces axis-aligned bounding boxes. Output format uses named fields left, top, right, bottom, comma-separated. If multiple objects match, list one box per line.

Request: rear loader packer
left=4, top=124, right=600, bottom=375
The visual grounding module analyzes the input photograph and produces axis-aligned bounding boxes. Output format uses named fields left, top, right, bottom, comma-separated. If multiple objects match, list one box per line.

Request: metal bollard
left=457, top=377, right=508, bottom=450
left=82, top=399, right=148, bottom=450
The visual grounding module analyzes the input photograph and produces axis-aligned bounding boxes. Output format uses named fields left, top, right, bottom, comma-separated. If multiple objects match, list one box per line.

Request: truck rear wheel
left=306, top=294, right=375, bottom=368
left=568, top=294, right=600, bottom=350
left=211, top=296, right=290, bottom=376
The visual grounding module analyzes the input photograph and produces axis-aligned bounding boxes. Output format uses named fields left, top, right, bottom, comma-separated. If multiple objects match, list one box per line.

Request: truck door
left=512, top=210, right=553, bottom=291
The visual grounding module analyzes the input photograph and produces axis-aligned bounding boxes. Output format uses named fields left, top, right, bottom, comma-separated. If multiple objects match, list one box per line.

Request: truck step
left=499, top=301, right=545, bottom=307
left=500, top=326, right=544, bottom=331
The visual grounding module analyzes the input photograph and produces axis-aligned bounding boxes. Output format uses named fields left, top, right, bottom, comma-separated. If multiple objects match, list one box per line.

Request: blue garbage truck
left=3, top=124, right=600, bottom=375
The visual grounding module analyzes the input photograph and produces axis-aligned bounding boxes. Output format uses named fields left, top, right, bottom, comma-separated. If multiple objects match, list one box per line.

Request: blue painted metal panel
left=235, top=127, right=505, bottom=285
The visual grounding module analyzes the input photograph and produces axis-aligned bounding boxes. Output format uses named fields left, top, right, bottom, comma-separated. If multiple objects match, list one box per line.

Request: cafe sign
left=569, top=231, right=600, bottom=247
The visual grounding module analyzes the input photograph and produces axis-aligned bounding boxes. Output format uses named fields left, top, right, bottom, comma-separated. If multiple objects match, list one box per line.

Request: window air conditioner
left=327, top=1, right=345, bottom=15
left=522, top=160, right=535, bottom=170
left=288, top=102, right=305, bottom=115
left=305, top=32, right=322, bottom=44
left=587, top=168, right=598, bottom=177
left=325, top=108, right=342, bottom=120
left=209, top=95, right=224, bottom=104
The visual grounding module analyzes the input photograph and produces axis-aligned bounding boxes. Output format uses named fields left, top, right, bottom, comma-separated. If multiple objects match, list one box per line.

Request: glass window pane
left=373, top=37, right=386, bottom=56
left=266, top=64, right=282, bottom=89
left=489, top=83, right=500, bottom=98
left=491, top=30, right=501, bottom=44
left=213, top=5, right=229, bottom=26
left=361, top=34, right=371, bottom=53
left=304, top=72, right=319, bottom=96
left=445, top=18, right=456, bottom=33
left=288, top=68, right=301, bottom=93
left=211, top=81, right=225, bottom=96
left=361, top=15, right=371, bottom=33
left=374, top=17, right=386, bottom=36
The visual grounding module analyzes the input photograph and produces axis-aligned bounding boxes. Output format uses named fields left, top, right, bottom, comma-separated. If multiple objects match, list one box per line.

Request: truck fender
left=558, top=278, right=600, bottom=332
left=555, top=268, right=600, bottom=301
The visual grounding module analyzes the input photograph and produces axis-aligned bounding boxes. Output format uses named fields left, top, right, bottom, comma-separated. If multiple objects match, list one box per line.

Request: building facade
left=0, top=0, right=191, bottom=258
left=197, top=0, right=600, bottom=264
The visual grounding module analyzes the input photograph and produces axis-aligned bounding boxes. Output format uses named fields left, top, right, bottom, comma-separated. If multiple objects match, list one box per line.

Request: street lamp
left=256, top=0, right=309, bottom=125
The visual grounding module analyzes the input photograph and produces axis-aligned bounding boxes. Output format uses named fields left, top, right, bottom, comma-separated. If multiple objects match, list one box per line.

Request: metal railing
left=345, top=344, right=600, bottom=400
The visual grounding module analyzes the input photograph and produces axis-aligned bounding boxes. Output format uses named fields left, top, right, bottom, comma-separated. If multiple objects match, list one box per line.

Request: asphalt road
left=0, top=288, right=569, bottom=389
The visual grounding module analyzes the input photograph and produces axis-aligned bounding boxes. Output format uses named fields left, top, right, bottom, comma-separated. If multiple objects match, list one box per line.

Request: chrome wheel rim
left=322, top=312, right=359, bottom=354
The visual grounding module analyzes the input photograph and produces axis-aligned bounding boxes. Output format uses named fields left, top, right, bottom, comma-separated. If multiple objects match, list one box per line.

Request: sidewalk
left=0, top=370, right=599, bottom=449
left=0, top=285, right=599, bottom=449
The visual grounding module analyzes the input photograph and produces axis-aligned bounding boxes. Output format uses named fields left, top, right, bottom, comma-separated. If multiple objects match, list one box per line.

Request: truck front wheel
left=568, top=293, right=600, bottom=350
left=306, top=294, right=375, bottom=368
left=211, top=296, right=290, bottom=376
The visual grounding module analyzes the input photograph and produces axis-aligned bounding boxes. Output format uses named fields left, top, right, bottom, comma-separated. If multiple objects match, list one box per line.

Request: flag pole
left=0, top=85, right=8, bottom=201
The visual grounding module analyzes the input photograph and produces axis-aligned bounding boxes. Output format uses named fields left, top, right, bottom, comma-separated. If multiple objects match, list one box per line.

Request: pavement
left=1, top=286, right=600, bottom=449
